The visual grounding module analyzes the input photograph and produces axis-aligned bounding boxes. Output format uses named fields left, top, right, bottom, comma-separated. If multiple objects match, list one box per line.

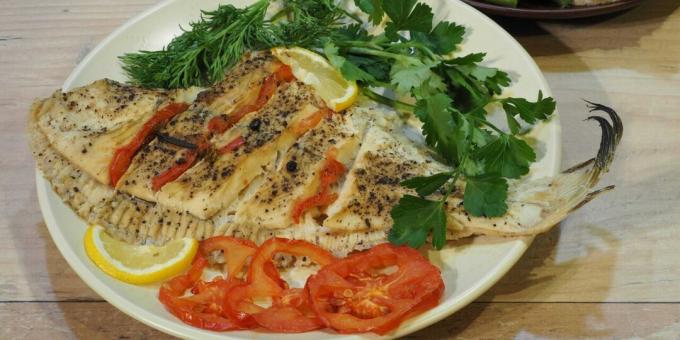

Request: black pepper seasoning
left=286, top=160, right=298, bottom=172
left=249, top=118, right=261, bottom=131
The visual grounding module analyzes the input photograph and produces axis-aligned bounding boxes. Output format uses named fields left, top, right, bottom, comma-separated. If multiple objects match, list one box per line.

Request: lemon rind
left=84, top=226, right=198, bottom=285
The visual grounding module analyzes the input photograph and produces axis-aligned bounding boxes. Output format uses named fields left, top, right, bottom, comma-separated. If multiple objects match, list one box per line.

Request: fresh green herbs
left=119, top=0, right=556, bottom=250
left=328, top=0, right=556, bottom=249
left=120, top=0, right=346, bottom=88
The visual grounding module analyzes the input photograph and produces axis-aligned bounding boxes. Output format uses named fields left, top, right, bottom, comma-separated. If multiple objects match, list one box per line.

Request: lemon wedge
left=272, top=47, right=359, bottom=112
left=84, top=225, right=198, bottom=285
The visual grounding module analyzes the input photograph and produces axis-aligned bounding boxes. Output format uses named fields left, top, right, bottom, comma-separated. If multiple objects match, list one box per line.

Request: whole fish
left=28, top=53, right=622, bottom=256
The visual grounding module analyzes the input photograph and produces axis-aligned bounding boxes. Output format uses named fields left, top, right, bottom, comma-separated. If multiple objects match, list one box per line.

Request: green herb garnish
left=120, top=0, right=346, bottom=88
left=119, top=0, right=556, bottom=250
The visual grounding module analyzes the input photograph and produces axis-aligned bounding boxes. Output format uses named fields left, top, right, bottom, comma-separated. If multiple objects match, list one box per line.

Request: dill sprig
left=120, top=0, right=346, bottom=88
left=120, top=1, right=269, bottom=88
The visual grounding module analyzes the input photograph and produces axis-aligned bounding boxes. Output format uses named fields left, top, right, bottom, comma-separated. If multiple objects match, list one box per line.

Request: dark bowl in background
left=461, top=0, right=644, bottom=19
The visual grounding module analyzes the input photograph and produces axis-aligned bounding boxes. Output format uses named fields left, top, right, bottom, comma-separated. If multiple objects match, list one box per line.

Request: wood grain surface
left=1, top=0, right=679, bottom=338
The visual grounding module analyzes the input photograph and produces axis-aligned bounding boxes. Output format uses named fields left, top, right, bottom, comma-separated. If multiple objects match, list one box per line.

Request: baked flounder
left=28, top=53, right=622, bottom=256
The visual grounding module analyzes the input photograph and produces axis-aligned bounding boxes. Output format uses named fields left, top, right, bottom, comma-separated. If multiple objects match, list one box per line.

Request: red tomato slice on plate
left=158, top=256, right=247, bottom=331
left=305, top=243, right=444, bottom=335
left=225, top=238, right=337, bottom=333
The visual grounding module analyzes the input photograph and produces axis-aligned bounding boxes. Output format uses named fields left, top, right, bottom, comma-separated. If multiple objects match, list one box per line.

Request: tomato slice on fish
left=292, top=151, right=346, bottom=223
left=109, top=102, right=189, bottom=187
left=208, top=64, right=296, bottom=135
left=218, top=136, right=246, bottom=155
left=151, top=149, right=198, bottom=191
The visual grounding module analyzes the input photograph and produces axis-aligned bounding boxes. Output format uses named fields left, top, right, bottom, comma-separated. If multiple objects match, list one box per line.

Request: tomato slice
left=158, top=256, right=248, bottom=331
left=291, top=151, right=346, bottom=223
left=292, top=108, right=332, bottom=134
left=199, top=236, right=257, bottom=279
left=218, top=136, right=246, bottom=155
left=275, top=64, right=295, bottom=83
left=225, top=238, right=337, bottom=333
left=251, top=288, right=321, bottom=333
left=207, top=64, right=295, bottom=135
left=291, top=192, right=338, bottom=224
left=305, top=243, right=444, bottom=335
left=151, top=149, right=198, bottom=191
left=159, top=237, right=262, bottom=331
left=109, top=102, right=189, bottom=187
left=247, top=238, right=337, bottom=293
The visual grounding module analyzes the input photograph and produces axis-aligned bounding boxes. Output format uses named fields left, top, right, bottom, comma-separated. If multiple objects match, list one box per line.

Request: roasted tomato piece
left=305, top=243, right=444, bottom=335
left=207, top=64, right=296, bottom=135
left=218, top=136, right=246, bottom=154
left=291, top=191, right=338, bottom=224
left=151, top=149, right=198, bottom=191
left=292, top=108, right=332, bottom=134
left=109, top=102, right=189, bottom=187
left=291, top=151, right=346, bottom=223
left=225, top=238, right=337, bottom=333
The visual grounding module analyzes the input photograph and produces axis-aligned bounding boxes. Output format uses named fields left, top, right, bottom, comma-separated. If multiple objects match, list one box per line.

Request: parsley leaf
left=388, top=195, right=447, bottom=249
left=454, top=63, right=511, bottom=96
left=411, top=21, right=465, bottom=55
left=463, top=175, right=508, bottom=218
left=502, top=90, right=556, bottom=125
left=505, top=112, right=522, bottom=134
left=390, top=59, right=441, bottom=94
left=474, top=134, right=536, bottom=179
left=402, top=172, right=453, bottom=197
left=354, top=0, right=384, bottom=25
left=383, top=0, right=433, bottom=40
left=414, top=93, right=457, bottom=162
left=346, top=54, right=391, bottom=82
left=482, top=69, right=511, bottom=95
left=446, top=53, right=486, bottom=65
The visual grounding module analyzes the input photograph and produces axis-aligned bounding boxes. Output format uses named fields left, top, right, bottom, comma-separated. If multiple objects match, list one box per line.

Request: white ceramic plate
left=36, top=0, right=561, bottom=338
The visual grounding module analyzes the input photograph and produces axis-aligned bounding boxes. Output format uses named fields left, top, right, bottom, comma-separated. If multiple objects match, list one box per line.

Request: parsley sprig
left=119, top=0, right=556, bottom=250
left=325, top=1, right=556, bottom=249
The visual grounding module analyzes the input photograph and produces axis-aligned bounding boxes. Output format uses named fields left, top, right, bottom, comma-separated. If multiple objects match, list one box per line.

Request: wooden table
left=1, top=0, right=679, bottom=338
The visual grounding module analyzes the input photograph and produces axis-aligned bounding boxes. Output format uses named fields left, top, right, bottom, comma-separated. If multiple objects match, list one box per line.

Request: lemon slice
left=84, top=225, right=198, bottom=285
left=272, top=47, right=359, bottom=112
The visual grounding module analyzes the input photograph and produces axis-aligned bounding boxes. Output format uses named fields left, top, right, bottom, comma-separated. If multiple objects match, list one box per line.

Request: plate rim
left=36, top=0, right=562, bottom=338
